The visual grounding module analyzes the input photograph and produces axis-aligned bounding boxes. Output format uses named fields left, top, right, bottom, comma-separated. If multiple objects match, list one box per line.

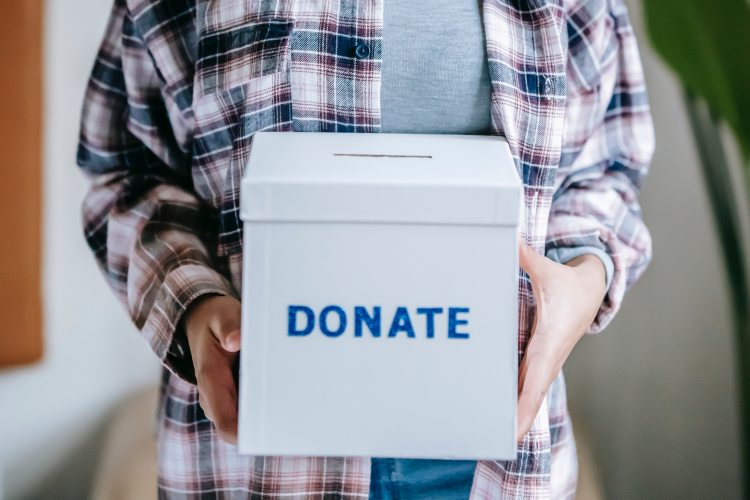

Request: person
left=77, top=0, right=654, bottom=498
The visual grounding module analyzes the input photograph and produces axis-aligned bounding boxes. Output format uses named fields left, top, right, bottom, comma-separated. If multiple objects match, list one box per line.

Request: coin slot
left=333, top=153, right=432, bottom=159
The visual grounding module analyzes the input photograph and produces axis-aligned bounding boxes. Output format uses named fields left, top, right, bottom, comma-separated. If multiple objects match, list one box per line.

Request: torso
left=380, top=0, right=492, bottom=134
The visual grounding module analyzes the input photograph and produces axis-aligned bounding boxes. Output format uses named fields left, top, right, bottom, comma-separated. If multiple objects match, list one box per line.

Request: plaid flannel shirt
left=78, top=0, right=654, bottom=497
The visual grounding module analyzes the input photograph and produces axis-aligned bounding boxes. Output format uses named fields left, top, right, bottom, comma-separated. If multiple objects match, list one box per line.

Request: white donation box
left=238, top=132, right=521, bottom=460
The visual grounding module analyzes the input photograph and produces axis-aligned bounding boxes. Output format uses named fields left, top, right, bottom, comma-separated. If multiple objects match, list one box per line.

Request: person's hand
left=516, top=242, right=607, bottom=441
left=184, top=295, right=242, bottom=444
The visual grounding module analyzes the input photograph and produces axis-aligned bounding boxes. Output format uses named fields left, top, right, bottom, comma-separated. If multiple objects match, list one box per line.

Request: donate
left=287, top=305, right=471, bottom=339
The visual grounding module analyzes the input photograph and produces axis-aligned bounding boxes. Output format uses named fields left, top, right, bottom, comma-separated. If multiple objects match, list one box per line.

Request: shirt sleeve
left=77, top=0, right=235, bottom=382
left=546, top=246, right=615, bottom=290
left=546, top=0, right=655, bottom=333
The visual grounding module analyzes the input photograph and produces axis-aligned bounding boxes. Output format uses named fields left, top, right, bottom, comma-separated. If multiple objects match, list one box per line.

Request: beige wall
left=0, top=1, right=161, bottom=498
left=565, top=0, right=743, bottom=498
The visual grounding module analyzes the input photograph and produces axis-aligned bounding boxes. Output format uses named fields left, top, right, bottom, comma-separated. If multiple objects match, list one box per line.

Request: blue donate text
left=287, top=305, right=471, bottom=339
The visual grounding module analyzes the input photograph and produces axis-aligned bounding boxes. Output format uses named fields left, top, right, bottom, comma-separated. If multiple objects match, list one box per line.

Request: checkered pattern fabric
left=78, top=0, right=654, bottom=497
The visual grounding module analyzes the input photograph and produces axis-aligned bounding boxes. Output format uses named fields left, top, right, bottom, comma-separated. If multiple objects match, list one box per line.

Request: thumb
left=209, top=297, right=242, bottom=353
left=518, top=241, right=548, bottom=279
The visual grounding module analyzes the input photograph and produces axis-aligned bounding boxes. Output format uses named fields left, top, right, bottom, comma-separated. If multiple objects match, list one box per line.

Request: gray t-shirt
left=380, top=0, right=493, bottom=134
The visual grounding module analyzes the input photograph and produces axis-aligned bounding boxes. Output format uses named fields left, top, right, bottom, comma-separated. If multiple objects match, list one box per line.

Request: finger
left=198, top=393, right=211, bottom=420
left=220, top=329, right=241, bottom=353
left=200, top=381, right=238, bottom=444
left=209, top=298, right=243, bottom=353
left=196, top=351, right=239, bottom=444
left=198, top=392, right=217, bottom=423
left=516, top=346, right=558, bottom=441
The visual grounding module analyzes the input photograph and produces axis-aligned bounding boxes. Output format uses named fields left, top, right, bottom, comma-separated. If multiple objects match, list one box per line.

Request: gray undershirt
left=380, top=0, right=493, bottom=134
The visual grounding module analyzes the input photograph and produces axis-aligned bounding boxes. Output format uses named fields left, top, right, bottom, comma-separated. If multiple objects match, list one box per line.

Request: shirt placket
left=289, top=0, right=383, bottom=132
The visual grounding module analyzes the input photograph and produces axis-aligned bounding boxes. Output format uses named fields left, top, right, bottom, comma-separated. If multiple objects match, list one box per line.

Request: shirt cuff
left=545, top=246, right=615, bottom=291
left=144, top=263, right=237, bottom=384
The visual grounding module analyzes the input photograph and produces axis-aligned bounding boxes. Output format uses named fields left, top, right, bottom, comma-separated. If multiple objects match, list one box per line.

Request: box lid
left=241, top=132, right=522, bottom=226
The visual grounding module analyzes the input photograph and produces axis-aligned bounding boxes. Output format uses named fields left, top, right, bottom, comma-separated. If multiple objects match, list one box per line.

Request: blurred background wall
left=0, top=0, right=743, bottom=499
left=565, top=0, right=743, bottom=499
left=0, top=1, right=161, bottom=498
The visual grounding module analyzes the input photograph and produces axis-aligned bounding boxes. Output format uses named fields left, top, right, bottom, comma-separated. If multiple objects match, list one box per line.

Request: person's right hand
left=184, top=295, right=242, bottom=444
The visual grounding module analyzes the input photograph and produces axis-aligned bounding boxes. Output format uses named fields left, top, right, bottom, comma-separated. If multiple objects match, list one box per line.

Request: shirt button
left=354, top=42, right=371, bottom=59
left=543, top=76, right=554, bottom=95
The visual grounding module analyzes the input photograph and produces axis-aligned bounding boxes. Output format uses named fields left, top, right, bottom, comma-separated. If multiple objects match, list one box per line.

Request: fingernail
left=224, top=332, right=241, bottom=351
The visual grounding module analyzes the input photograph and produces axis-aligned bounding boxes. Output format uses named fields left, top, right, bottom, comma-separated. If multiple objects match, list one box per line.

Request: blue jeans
left=369, top=458, right=476, bottom=499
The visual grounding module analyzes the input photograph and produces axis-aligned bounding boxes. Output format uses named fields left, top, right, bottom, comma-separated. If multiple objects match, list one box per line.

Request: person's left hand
left=516, top=242, right=608, bottom=441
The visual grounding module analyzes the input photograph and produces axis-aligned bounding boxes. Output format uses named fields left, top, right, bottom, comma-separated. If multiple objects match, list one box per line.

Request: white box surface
left=238, top=132, right=521, bottom=460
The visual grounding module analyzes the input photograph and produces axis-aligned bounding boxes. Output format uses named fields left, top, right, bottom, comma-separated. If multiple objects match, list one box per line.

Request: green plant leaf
left=642, top=0, right=750, bottom=162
